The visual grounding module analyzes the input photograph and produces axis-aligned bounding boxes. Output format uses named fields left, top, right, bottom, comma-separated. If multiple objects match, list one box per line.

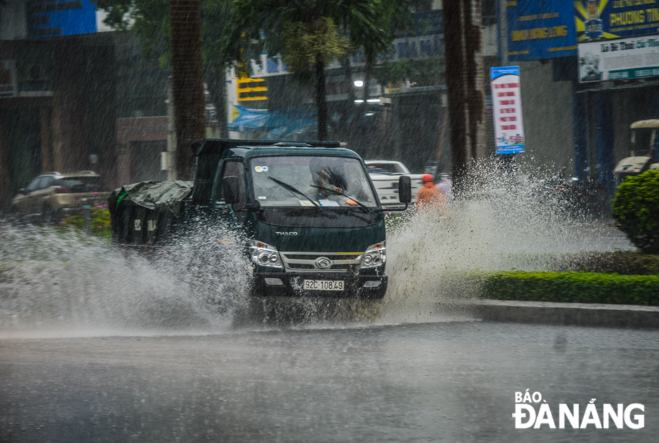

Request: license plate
left=303, top=280, right=344, bottom=291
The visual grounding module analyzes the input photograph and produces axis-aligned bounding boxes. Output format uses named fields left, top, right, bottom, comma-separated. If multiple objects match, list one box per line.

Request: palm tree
left=224, top=0, right=390, bottom=140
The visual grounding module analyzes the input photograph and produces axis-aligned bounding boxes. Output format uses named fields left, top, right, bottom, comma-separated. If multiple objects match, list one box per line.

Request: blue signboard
left=28, top=0, right=97, bottom=39
left=507, top=0, right=578, bottom=61
left=574, top=0, right=659, bottom=42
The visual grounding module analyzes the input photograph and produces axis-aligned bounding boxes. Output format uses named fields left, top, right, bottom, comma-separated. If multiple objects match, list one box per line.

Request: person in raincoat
left=416, top=174, right=447, bottom=212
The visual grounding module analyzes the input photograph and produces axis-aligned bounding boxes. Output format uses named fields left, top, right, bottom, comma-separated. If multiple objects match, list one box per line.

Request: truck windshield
left=250, top=156, right=377, bottom=208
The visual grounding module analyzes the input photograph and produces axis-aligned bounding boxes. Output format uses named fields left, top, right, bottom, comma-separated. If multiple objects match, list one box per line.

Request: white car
left=364, top=161, right=424, bottom=209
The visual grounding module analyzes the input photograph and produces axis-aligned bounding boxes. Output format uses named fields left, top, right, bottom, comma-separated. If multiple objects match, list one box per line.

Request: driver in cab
left=309, top=160, right=356, bottom=206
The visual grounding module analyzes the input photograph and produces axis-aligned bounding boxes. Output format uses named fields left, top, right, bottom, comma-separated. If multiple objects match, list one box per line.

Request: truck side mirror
left=222, top=176, right=240, bottom=205
left=398, top=176, right=412, bottom=203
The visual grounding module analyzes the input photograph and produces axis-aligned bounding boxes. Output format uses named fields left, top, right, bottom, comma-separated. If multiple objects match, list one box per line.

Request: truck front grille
left=280, top=252, right=362, bottom=274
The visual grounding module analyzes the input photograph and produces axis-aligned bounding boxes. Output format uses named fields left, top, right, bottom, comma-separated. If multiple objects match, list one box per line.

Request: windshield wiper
left=309, top=185, right=371, bottom=212
left=268, top=177, right=320, bottom=208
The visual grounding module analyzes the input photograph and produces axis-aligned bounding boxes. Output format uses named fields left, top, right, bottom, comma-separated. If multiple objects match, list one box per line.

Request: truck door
left=215, top=160, right=248, bottom=223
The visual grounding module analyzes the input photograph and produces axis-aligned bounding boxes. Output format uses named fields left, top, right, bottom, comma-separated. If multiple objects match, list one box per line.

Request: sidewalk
left=468, top=299, right=659, bottom=329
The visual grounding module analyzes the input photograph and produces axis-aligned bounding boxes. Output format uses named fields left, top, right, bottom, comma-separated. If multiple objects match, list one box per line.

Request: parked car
left=10, top=171, right=110, bottom=224
left=365, top=160, right=414, bottom=175
left=364, top=160, right=424, bottom=209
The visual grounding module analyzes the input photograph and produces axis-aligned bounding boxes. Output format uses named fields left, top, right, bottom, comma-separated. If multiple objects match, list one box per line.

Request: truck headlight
left=249, top=240, right=283, bottom=268
left=360, top=241, right=386, bottom=269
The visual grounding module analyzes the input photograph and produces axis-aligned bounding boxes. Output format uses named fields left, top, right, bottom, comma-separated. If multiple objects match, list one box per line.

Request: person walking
left=416, top=174, right=447, bottom=212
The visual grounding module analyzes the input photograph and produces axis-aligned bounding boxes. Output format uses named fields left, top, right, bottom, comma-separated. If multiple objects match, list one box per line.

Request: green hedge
left=612, top=170, right=659, bottom=253
left=482, top=271, right=659, bottom=305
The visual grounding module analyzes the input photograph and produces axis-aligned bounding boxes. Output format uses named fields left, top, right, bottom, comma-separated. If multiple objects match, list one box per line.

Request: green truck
left=110, top=140, right=411, bottom=300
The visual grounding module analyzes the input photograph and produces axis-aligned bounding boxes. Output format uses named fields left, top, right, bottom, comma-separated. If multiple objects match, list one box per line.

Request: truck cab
left=111, top=140, right=411, bottom=300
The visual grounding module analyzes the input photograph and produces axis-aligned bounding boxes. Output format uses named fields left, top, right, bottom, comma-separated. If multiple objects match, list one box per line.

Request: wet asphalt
left=0, top=320, right=658, bottom=443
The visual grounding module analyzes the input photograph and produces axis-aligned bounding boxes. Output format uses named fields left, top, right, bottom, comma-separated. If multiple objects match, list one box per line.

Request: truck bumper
left=252, top=272, right=388, bottom=299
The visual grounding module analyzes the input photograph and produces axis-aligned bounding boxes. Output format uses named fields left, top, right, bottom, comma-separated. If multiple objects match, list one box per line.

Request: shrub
left=59, top=204, right=112, bottom=239
left=612, top=170, right=659, bottom=254
left=482, top=271, right=659, bottom=305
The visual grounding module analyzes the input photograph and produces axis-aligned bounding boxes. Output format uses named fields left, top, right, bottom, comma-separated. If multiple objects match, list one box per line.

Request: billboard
left=579, top=33, right=659, bottom=82
left=490, top=66, right=525, bottom=155
left=507, top=0, right=578, bottom=61
left=27, top=0, right=97, bottom=39
left=574, top=0, right=659, bottom=42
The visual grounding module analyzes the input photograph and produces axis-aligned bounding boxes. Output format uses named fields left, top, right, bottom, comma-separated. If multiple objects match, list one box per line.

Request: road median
left=467, top=299, right=659, bottom=329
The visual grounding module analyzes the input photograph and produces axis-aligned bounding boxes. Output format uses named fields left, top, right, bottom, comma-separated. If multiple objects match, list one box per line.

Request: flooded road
left=0, top=173, right=643, bottom=442
left=1, top=321, right=657, bottom=442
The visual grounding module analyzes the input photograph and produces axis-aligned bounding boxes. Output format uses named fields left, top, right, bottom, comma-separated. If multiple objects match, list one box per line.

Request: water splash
left=0, top=220, right=251, bottom=338
left=380, top=160, right=632, bottom=323
left=0, top=162, right=633, bottom=336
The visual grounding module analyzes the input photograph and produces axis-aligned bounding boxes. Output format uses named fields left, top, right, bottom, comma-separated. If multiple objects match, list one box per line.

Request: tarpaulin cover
left=228, top=105, right=316, bottom=136
left=227, top=106, right=270, bottom=132
left=108, top=181, right=193, bottom=217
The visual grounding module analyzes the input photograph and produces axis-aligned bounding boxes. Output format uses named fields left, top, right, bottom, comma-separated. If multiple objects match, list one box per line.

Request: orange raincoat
left=416, top=182, right=447, bottom=211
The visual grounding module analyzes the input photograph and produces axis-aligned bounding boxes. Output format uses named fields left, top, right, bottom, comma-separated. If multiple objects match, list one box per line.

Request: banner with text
left=575, top=0, right=659, bottom=43
left=507, top=0, right=578, bottom=61
left=578, top=33, right=659, bottom=82
left=491, top=67, right=525, bottom=155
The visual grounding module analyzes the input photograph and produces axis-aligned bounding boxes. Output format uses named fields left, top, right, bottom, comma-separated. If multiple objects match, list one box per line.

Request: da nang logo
left=513, top=390, right=644, bottom=429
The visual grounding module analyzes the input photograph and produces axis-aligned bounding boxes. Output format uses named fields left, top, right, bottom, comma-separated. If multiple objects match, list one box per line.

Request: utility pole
left=443, top=0, right=486, bottom=194
left=170, top=0, right=206, bottom=180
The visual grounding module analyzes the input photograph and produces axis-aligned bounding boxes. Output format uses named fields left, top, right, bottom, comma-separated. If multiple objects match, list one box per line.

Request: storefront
left=503, top=0, right=659, bottom=196
left=0, top=32, right=117, bottom=210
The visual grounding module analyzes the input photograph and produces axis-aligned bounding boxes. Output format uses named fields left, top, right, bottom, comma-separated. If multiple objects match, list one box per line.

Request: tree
left=359, top=0, right=434, bottom=100
left=97, top=0, right=233, bottom=141
left=98, top=0, right=427, bottom=143
left=335, top=0, right=431, bottom=139
left=281, top=18, right=350, bottom=140
left=223, top=0, right=391, bottom=140
left=170, top=0, right=206, bottom=179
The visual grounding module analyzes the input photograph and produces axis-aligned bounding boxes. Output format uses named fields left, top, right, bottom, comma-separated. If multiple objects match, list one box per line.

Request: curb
left=468, top=300, right=659, bottom=329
